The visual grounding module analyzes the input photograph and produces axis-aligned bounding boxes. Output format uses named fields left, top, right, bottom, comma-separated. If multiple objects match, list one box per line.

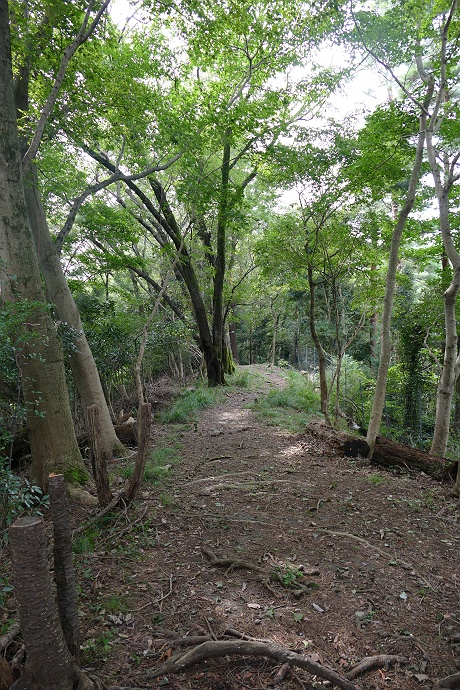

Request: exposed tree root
left=201, top=545, right=266, bottom=574
left=66, top=484, right=98, bottom=506
left=201, top=546, right=319, bottom=594
left=434, top=673, right=460, bottom=689
left=346, top=654, right=407, bottom=679
left=149, top=638, right=360, bottom=690
left=0, top=623, right=20, bottom=652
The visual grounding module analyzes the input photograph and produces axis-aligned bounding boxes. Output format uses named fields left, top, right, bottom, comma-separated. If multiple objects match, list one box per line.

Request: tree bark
left=366, top=83, right=433, bottom=457
left=0, top=2, right=86, bottom=490
left=86, top=405, right=113, bottom=508
left=306, top=419, right=454, bottom=480
left=307, top=265, right=330, bottom=423
left=425, top=131, right=460, bottom=458
left=9, top=516, right=97, bottom=690
left=126, top=403, right=152, bottom=503
left=23, top=166, right=125, bottom=460
left=211, top=129, right=232, bottom=385
left=49, top=474, right=81, bottom=661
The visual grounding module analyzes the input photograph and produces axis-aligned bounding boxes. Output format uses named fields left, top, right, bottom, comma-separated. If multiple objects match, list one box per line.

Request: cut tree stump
left=305, top=419, right=456, bottom=480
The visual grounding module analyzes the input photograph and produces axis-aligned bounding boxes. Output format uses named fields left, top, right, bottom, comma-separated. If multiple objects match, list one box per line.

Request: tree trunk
left=366, top=86, right=433, bottom=457
left=23, top=166, right=125, bottom=460
left=307, top=265, right=330, bottom=423
left=306, top=419, right=454, bottom=480
left=49, top=474, right=81, bottom=661
left=228, top=316, right=239, bottom=363
left=86, top=405, right=113, bottom=508
left=9, top=516, right=98, bottom=690
left=425, top=130, right=460, bottom=457
left=211, top=130, right=231, bottom=384
left=126, top=403, right=152, bottom=504
left=0, top=3, right=86, bottom=490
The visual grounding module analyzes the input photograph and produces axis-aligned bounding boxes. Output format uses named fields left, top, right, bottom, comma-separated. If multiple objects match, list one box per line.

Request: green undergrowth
left=226, top=367, right=264, bottom=389
left=251, top=370, right=320, bottom=433
left=118, top=442, right=182, bottom=485
left=159, top=385, right=220, bottom=423
left=159, top=367, right=267, bottom=423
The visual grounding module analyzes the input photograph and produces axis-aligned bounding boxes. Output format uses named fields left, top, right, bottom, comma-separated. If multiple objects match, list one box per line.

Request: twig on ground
left=224, top=628, right=273, bottom=643
left=129, top=574, right=173, bottom=612
left=346, top=654, right=407, bottom=679
left=204, top=617, right=218, bottom=641
left=99, top=505, right=148, bottom=545
left=312, top=529, right=436, bottom=591
left=202, top=546, right=317, bottom=594
left=72, top=489, right=126, bottom=536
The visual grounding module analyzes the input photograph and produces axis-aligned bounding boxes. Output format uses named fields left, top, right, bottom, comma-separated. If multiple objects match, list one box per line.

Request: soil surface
left=14, top=365, right=460, bottom=689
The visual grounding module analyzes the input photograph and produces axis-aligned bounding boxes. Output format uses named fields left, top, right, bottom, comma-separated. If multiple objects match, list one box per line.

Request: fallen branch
left=346, top=654, right=407, bottom=679
left=72, top=489, right=126, bottom=537
left=149, top=639, right=360, bottom=690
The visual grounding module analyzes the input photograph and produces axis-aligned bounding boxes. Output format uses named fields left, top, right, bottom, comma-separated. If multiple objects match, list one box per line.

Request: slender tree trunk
left=211, top=129, right=232, bottom=386
left=307, top=265, right=330, bottom=423
left=366, top=88, right=433, bottom=457
left=228, top=306, right=239, bottom=362
left=126, top=403, right=152, bottom=504
left=86, top=405, right=113, bottom=508
left=23, top=166, right=125, bottom=459
left=0, top=3, right=86, bottom=490
left=426, top=131, right=460, bottom=457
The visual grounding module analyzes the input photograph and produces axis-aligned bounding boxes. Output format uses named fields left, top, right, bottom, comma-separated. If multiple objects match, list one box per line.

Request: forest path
left=79, top=365, right=460, bottom=690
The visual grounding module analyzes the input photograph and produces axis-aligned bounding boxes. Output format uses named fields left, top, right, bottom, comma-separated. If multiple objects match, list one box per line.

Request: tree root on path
left=201, top=546, right=319, bottom=594
left=0, top=622, right=20, bottom=652
left=346, top=654, right=407, bottom=679
left=434, top=673, right=460, bottom=689
left=148, top=638, right=361, bottom=690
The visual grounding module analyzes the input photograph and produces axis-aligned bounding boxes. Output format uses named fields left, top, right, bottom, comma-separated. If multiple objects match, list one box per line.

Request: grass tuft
left=251, top=370, right=320, bottom=432
left=159, top=386, right=218, bottom=423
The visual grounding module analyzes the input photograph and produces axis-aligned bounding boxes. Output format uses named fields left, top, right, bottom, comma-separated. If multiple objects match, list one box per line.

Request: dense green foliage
left=1, top=0, right=460, bottom=457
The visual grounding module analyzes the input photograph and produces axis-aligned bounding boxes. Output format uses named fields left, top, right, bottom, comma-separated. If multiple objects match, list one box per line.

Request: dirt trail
left=77, top=365, right=460, bottom=690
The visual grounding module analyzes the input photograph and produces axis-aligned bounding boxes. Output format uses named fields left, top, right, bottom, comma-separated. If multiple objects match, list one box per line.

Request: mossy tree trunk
left=0, top=0, right=87, bottom=490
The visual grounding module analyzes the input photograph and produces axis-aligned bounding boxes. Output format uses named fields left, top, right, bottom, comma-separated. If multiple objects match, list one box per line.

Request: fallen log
left=305, top=419, right=456, bottom=480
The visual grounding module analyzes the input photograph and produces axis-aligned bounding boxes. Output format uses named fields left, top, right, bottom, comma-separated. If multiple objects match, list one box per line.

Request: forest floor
left=11, top=364, right=460, bottom=690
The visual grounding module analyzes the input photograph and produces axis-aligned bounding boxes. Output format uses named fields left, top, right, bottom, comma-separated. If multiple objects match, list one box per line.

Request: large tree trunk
left=49, top=474, right=81, bottom=661
left=366, top=85, right=433, bottom=457
left=0, top=4, right=86, bottom=490
left=24, top=166, right=125, bottom=459
left=9, top=516, right=99, bottom=690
